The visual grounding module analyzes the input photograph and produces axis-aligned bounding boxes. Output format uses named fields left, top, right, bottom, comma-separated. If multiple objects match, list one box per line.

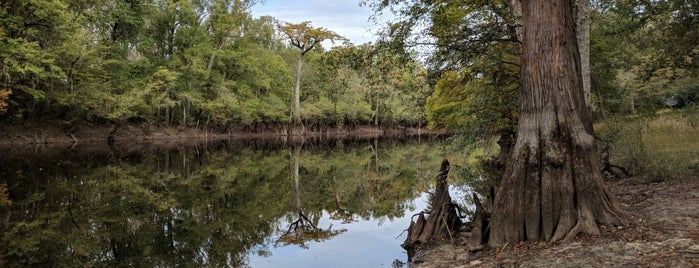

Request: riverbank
left=0, top=120, right=430, bottom=146
left=409, top=176, right=699, bottom=267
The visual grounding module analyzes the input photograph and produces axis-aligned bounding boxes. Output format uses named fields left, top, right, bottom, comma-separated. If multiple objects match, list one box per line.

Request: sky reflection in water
left=249, top=193, right=430, bottom=268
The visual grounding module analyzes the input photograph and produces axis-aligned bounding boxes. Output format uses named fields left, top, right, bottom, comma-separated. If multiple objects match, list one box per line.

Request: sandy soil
left=410, top=177, right=699, bottom=267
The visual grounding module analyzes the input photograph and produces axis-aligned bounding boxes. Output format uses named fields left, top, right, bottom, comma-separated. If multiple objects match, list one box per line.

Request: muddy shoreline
left=0, top=121, right=432, bottom=147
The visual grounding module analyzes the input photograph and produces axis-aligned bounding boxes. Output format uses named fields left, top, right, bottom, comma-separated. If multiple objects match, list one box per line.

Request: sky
left=249, top=0, right=391, bottom=46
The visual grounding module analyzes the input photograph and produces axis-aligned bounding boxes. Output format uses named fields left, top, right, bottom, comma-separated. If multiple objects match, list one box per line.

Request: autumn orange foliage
left=0, top=89, right=11, bottom=114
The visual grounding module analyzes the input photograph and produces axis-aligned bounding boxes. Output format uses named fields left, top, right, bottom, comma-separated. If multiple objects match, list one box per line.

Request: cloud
left=251, top=0, right=387, bottom=45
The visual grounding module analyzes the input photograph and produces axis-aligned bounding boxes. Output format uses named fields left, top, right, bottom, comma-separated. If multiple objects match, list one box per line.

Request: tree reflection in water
left=275, top=144, right=347, bottom=249
left=0, top=136, right=458, bottom=267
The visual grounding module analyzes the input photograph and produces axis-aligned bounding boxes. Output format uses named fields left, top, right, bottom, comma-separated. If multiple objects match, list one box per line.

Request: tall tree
left=507, top=0, right=593, bottom=121
left=278, top=21, right=344, bottom=127
left=489, top=0, right=624, bottom=245
left=0, top=0, right=71, bottom=117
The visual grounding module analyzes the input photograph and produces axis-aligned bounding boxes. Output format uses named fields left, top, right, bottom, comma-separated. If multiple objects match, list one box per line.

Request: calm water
left=0, top=136, right=466, bottom=267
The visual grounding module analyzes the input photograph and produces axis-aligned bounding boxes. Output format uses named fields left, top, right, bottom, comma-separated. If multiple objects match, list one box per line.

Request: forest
left=1, top=0, right=698, bottom=266
left=0, top=0, right=430, bottom=132
left=1, top=0, right=695, bottom=135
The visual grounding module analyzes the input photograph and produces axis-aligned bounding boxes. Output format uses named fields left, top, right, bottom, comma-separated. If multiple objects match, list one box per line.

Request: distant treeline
left=0, top=0, right=430, bottom=131
left=1, top=0, right=697, bottom=135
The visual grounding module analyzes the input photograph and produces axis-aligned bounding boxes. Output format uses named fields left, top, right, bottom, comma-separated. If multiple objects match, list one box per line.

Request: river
left=0, top=135, right=477, bottom=267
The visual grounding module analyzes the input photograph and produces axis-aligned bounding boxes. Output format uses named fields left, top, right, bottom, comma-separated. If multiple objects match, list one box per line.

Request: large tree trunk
left=508, top=0, right=592, bottom=120
left=489, top=0, right=625, bottom=245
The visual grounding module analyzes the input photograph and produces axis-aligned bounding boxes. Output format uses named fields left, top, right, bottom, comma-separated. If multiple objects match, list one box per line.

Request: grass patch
left=596, top=107, right=699, bottom=182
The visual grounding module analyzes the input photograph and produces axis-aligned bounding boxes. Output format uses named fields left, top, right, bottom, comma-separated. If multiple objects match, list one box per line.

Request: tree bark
left=206, top=43, right=225, bottom=79
left=508, top=0, right=592, bottom=123
left=506, top=0, right=524, bottom=42
left=292, top=54, right=304, bottom=126
left=575, top=0, right=593, bottom=126
left=489, top=0, right=625, bottom=245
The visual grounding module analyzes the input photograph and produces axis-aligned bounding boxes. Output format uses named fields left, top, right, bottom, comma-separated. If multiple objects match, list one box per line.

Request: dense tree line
left=0, top=0, right=429, bottom=131
left=1, top=0, right=695, bottom=132
left=591, top=0, right=698, bottom=115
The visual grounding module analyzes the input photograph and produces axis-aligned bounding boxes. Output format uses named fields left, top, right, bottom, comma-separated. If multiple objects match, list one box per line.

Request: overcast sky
left=250, top=0, right=390, bottom=46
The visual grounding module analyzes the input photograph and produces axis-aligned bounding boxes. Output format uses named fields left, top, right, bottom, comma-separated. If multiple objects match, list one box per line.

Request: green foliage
left=366, top=0, right=520, bottom=142
left=1, top=0, right=695, bottom=134
left=369, top=0, right=697, bottom=132
left=427, top=71, right=472, bottom=129
left=597, top=110, right=699, bottom=181
left=0, top=0, right=427, bottom=130
left=0, top=0, right=71, bottom=117
left=278, top=21, right=346, bottom=53
left=426, top=42, right=518, bottom=136
left=590, top=0, right=699, bottom=116
left=278, top=20, right=347, bottom=125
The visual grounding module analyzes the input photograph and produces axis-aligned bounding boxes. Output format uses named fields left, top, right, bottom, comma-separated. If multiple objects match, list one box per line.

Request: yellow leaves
left=277, top=21, right=346, bottom=52
left=145, top=66, right=181, bottom=97
left=0, top=183, right=12, bottom=207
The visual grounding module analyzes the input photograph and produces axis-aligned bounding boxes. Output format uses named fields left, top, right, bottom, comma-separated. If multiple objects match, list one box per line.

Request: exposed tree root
left=402, top=159, right=462, bottom=260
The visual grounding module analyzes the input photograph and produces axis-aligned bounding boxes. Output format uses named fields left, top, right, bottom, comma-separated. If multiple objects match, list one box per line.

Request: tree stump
left=402, top=159, right=462, bottom=259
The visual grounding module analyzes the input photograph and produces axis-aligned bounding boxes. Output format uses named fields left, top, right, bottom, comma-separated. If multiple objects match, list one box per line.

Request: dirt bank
left=0, top=121, right=428, bottom=146
left=411, top=177, right=699, bottom=267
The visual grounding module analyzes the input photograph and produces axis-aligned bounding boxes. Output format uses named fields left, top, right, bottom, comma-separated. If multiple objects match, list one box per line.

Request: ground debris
left=411, top=177, right=699, bottom=268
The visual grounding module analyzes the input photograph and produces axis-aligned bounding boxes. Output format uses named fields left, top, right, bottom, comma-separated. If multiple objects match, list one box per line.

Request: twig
left=441, top=216, right=454, bottom=241
left=395, top=229, right=408, bottom=239
left=499, top=242, right=509, bottom=253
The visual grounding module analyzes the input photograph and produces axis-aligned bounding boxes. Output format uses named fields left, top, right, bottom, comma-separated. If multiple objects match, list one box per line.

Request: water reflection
left=274, top=144, right=347, bottom=249
left=0, top=136, right=455, bottom=267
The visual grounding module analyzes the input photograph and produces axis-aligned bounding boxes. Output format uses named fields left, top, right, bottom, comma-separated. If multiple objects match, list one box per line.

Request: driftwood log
left=402, top=159, right=462, bottom=259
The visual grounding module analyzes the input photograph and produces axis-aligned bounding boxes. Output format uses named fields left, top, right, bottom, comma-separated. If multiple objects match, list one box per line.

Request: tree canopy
left=0, top=0, right=429, bottom=131
left=278, top=21, right=345, bottom=126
